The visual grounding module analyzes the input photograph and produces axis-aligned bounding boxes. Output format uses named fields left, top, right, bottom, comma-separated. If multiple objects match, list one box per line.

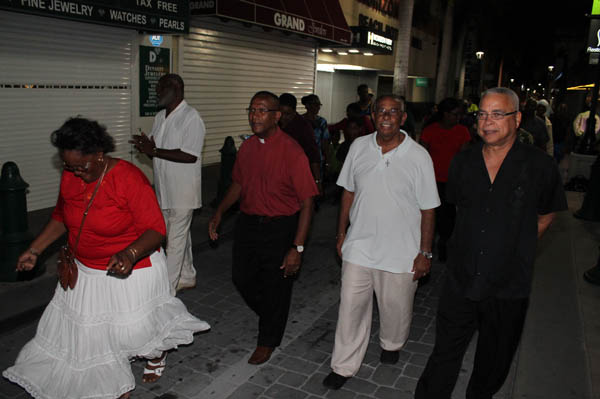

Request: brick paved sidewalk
left=0, top=202, right=514, bottom=399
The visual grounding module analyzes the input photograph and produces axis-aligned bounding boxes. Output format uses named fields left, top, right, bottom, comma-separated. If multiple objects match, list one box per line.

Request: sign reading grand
left=357, top=0, right=399, bottom=19
left=0, top=0, right=189, bottom=33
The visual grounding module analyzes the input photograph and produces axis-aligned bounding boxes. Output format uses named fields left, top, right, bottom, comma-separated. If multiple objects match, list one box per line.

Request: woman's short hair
left=51, top=117, right=115, bottom=154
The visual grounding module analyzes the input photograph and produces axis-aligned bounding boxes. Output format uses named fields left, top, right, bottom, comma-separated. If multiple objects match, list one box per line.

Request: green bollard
left=0, top=162, right=34, bottom=282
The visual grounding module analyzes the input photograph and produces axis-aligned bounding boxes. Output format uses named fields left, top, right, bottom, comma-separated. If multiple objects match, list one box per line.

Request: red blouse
left=51, top=160, right=166, bottom=270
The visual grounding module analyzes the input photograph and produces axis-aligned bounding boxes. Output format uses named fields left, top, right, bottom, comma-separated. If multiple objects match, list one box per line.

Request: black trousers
left=232, top=212, right=298, bottom=347
left=435, top=182, right=455, bottom=256
left=415, top=277, right=529, bottom=399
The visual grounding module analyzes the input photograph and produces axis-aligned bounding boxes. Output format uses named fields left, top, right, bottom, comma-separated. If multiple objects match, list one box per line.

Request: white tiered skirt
left=3, top=251, right=210, bottom=399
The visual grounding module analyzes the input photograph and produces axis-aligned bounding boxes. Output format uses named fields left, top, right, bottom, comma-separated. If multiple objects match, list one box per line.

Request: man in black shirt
left=415, top=88, right=567, bottom=399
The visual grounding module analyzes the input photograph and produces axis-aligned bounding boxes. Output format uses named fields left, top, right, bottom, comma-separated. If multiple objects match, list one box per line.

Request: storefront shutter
left=183, top=18, right=317, bottom=165
left=0, top=11, right=134, bottom=211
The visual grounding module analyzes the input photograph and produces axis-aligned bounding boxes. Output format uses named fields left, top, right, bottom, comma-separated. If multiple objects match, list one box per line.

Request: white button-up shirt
left=337, top=132, right=440, bottom=273
left=150, top=100, right=206, bottom=210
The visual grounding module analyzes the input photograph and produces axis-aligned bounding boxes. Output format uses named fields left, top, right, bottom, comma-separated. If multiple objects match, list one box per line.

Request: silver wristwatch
left=419, top=250, right=433, bottom=259
left=292, top=244, right=304, bottom=253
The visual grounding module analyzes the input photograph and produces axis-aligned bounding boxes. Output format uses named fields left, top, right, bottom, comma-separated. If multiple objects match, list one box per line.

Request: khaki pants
left=162, top=209, right=196, bottom=296
left=331, top=261, right=418, bottom=377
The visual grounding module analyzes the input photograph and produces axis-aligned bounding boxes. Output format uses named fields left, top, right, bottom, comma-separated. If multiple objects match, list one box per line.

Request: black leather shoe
left=323, top=371, right=349, bottom=390
left=380, top=349, right=400, bottom=364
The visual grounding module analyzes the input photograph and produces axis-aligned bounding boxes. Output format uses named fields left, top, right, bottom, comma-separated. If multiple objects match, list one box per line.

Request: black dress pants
left=415, top=277, right=529, bottom=399
left=232, top=212, right=298, bottom=347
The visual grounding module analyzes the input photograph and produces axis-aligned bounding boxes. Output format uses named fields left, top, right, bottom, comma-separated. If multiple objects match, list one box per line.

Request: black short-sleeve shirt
left=445, top=139, right=567, bottom=299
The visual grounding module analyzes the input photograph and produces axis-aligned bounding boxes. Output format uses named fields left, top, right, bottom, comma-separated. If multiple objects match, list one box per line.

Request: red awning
left=190, top=0, right=352, bottom=45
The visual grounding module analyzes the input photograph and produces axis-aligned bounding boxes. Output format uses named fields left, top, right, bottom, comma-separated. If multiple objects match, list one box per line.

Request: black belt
left=242, top=212, right=296, bottom=224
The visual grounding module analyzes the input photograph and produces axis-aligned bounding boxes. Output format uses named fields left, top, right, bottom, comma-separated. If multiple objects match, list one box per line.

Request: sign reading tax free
left=0, top=0, right=189, bottom=33
left=140, top=45, right=170, bottom=117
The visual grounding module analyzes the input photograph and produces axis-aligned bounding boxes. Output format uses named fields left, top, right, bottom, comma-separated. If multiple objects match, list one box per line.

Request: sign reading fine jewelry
left=0, top=0, right=189, bottom=33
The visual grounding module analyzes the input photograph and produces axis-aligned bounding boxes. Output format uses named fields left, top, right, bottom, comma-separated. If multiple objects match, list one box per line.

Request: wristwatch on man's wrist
left=419, top=250, right=433, bottom=260
left=292, top=244, right=304, bottom=253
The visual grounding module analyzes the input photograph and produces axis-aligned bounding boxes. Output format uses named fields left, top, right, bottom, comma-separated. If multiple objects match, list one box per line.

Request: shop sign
left=358, top=13, right=398, bottom=40
left=190, top=0, right=216, bottom=13
left=351, top=26, right=393, bottom=54
left=0, top=0, right=189, bottom=34
left=356, top=0, right=399, bottom=19
left=593, top=0, right=600, bottom=15
left=139, top=46, right=170, bottom=117
left=149, top=35, right=163, bottom=46
left=415, top=77, right=429, bottom=87
left=190, top=0, right=351, bottom=45
left=587, top=19, right=600, bottom=53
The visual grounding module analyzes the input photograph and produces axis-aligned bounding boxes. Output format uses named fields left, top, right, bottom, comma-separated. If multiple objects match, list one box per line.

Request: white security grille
left=0, top=11, right=134, bottom=211
left=183, top=18, right=317, bottom=165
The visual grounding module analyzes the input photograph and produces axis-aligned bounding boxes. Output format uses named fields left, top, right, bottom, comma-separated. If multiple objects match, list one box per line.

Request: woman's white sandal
left=142, top=353, right=167, bottom=383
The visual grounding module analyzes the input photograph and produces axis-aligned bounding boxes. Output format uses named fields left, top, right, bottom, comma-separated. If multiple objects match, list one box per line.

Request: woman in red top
left=420, top=98, right=471, bottom=262
left=4, top=118, right=209, bottom=399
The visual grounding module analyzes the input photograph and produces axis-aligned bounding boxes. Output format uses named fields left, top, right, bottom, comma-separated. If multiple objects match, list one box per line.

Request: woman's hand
left=106, top=250, right=134, bottom=277
left=16, top=249, right=38, bottom=271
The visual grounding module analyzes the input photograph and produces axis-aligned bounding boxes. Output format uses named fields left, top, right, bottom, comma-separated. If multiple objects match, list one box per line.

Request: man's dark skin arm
left=208, top=182, right=242, bottom=240
left=336, top=189, right=354, bottom=258
left=131, top=132, right=197, bottom=163
left=412, top=209, right=435, bottom=281
left=281, top=197, right=314, bottom=277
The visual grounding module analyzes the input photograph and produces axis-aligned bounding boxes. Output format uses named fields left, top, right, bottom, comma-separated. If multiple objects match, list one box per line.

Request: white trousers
left=331, top=261, right=418, bottom=377
left=162, top=208, right=196, bottom=296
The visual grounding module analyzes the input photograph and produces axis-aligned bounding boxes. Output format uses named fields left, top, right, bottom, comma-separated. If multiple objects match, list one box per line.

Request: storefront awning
left=190, top=0, right=352, bottom=46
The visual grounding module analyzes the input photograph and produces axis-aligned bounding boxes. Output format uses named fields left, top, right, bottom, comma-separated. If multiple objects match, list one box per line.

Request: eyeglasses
left=476, top=110, right=517, bottom=121
left=63, top=161, right=91, bottom=173
left=246, top=108, right=278, bottom=115
left=375, top=108, right=404, bottom=116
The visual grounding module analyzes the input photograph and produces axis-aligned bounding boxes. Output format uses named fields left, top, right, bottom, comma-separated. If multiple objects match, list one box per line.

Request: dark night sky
left=458, top=0, right=591, bottom=88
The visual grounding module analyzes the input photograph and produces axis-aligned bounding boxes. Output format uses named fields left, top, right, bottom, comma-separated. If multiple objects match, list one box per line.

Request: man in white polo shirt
left=323, top=95, right=440, bottom=390
left=132, top=74, right=205, bottom=296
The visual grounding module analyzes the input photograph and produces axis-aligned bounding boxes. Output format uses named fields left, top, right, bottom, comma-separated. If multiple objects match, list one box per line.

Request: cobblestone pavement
left=0, top=202, right=514, bottom=399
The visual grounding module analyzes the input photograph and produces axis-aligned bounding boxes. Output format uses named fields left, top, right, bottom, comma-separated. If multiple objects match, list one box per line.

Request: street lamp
left=476, top=51, right=485, bottom=95
left=547, top=65, right=555, bottom=99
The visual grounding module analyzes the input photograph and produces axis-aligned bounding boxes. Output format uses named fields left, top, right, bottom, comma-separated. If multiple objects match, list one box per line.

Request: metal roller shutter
left=183, top=18, right=317, bottom=165
left=0, top=11, right=134, bottom=211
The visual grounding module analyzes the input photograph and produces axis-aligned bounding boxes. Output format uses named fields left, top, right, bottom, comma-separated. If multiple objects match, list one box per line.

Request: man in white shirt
left=132, top=74, right=206, bottom=296
left=323, top=95, right=440, bottom=390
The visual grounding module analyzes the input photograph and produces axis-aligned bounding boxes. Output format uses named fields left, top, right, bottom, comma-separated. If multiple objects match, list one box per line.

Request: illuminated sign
left=587, top=20, right=600, bottom=53
left=351, top=26, right=393, bottom=54
left=367, top=31, right=392, bottom=51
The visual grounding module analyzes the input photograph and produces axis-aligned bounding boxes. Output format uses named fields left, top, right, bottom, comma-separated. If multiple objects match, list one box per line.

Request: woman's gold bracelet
left=127, top=247, right=138, bottom=262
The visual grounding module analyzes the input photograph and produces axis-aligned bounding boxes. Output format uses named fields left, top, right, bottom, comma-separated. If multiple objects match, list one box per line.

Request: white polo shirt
left=150, top=100, right=206, bottom=210
left=337, top=132, right=440, bottom=273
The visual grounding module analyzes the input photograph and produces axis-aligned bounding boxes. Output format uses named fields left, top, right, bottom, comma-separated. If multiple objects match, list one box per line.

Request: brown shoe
left=248, top=346, right=274, bottom=365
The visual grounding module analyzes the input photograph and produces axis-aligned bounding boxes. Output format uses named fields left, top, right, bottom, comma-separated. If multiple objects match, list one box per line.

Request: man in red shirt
left=209, top=91, right=318, bottom=365
left=420, top=97, right=471, bottom=261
